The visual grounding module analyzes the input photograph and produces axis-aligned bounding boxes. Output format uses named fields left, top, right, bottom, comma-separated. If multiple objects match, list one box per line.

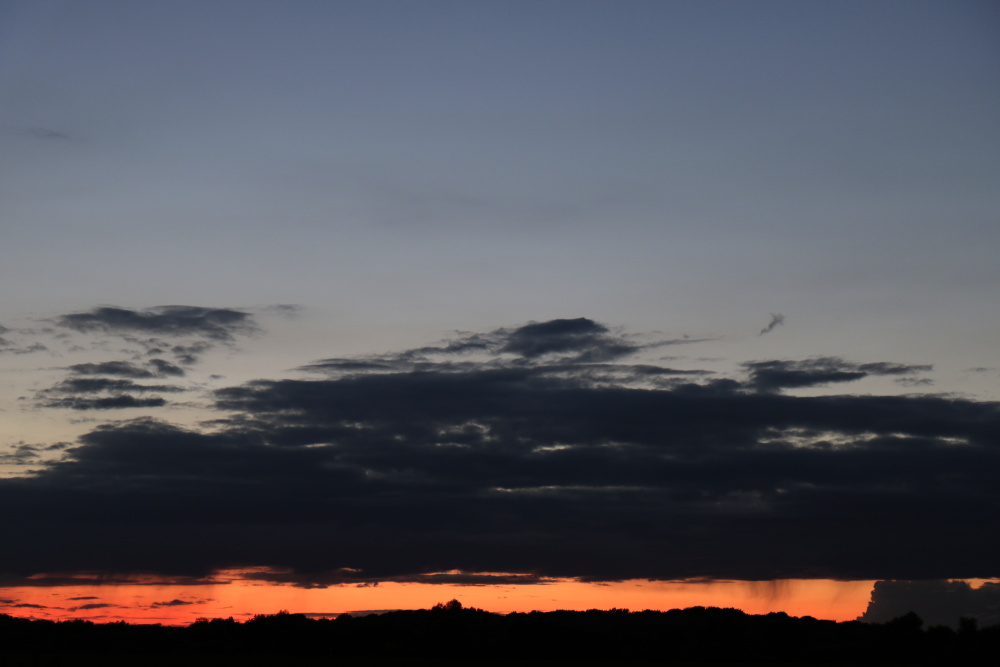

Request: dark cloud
left=0, top=338, right=47, bottom=355
left=49, top=306, right=257, bottom=368
left=0, top=444, right=43, bottom=466
left=500, top=318, right=630, bottom=361
left=36, top=376, right=183, bottom=411
left=0, top=319, right=997, bottom=587
left=67, top=596, right=99, bottom=600
left=0, top=573, right=217, bottom=588
left=169, top=343, right=214, bottom=366
left=305, top=609, right=399, bottom=617
left=744, top=357, right=932, bottom=393
left=758, top=313, right=785, bottom=336
left=859, top=580, right=1000, bottom=628
left=149, top=359, right=186, bottom=377
left=70, top=603, right=115, bottom=611
left=151, top=599, right=195, bottom=607
left=38, top=395, right=168, bottom=411
left=44, top=378, right=183, bottom=395
left=68, top=361, right=157, bottom=378
left=66, top=359, right=185, bottom=379
left=381, top=572, right=554, bottom=586
left=57, top=306, right=257, bottom=342
left=304, top=318, right=697, bottom=377
left=240, top=568, right=554, bottom=589
left=856, top=362, right=933, bottom=376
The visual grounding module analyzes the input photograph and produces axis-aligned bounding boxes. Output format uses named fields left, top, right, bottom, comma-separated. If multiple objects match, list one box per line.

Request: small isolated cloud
left=758, top=313, right=785, bottom=336
left=66, top=596, right=100, bottom=601
left=69, top=603, right=115, bottom=611
left=262, top=304, right=303, bottom=318
left=151, top=599, right=195, bottom=607
left=859, top=580, right=1000, bottom=628
left=57, top=306, right=257, bottom=342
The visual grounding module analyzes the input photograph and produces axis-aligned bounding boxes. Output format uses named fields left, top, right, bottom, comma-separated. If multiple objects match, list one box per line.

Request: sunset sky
left=1, top=0, right=999, bottom=625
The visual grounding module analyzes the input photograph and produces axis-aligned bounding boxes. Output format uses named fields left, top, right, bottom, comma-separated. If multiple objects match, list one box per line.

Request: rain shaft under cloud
left=1, top=317, right=998, bottom=587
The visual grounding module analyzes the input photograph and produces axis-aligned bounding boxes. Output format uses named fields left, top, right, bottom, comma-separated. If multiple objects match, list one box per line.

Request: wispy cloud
left=743, top=357, right=932, bottom=393
left=66, top=360, right=185, bottom=379
left=21, top=127, right=71, bottom=140
left=758, top=313, right=785, bottom=336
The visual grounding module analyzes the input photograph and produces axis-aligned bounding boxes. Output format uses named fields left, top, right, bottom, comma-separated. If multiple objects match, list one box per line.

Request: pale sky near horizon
left=1, top=0, right=999, bottom=624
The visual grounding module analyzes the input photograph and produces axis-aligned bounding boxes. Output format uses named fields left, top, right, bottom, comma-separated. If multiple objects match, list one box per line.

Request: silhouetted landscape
left=2, top=601, right=998, bottom=665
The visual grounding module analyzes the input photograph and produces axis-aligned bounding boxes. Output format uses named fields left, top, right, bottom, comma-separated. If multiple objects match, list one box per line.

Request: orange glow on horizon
left=0, top=569, right=878, bottom=625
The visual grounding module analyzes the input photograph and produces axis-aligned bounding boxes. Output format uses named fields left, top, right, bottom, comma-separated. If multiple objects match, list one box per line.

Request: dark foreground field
left=2, top=603, right=997, bottom=665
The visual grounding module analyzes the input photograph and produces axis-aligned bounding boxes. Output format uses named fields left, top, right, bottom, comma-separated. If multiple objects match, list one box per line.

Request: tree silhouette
left=432, top=599, right=463, bottom=612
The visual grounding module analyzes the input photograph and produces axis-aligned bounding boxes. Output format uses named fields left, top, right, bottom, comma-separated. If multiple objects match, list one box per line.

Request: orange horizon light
left=0, top=569, right=877, bottom=625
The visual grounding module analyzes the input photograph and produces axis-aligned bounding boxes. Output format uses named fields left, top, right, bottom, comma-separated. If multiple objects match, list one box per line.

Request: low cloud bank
left=859, top=580, right=1000, bottom=628
left=1, top=317, right=997, bottom=587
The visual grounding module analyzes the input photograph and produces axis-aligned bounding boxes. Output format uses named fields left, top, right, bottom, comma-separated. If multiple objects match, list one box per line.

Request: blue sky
left=3, top=1, right=997, bottom=356
left=1, top=0, right=999, bottom=621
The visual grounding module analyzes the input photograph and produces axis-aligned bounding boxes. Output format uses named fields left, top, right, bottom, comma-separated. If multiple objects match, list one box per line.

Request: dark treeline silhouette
left=1, top=602, right=998, bottom=665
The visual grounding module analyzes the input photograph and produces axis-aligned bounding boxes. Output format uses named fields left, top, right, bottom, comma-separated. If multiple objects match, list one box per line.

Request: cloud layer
left=1, top=317, right=997, bottom=586
left=860, top=580, right=1000, bottom=628
left=13, top=305, right=258, bottom=413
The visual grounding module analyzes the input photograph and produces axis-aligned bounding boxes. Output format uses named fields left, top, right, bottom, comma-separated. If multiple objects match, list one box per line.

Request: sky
left=1, top=0, right=999, bottom=626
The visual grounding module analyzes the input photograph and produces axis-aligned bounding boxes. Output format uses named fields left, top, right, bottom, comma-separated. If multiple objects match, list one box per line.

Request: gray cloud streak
left=57, top=306, right=257, bottom=342
left=758, top=313, right=785, bottom=336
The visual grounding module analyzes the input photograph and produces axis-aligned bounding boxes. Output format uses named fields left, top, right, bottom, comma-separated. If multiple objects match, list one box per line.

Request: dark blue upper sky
left=2, top=1, right=996, bottom=362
